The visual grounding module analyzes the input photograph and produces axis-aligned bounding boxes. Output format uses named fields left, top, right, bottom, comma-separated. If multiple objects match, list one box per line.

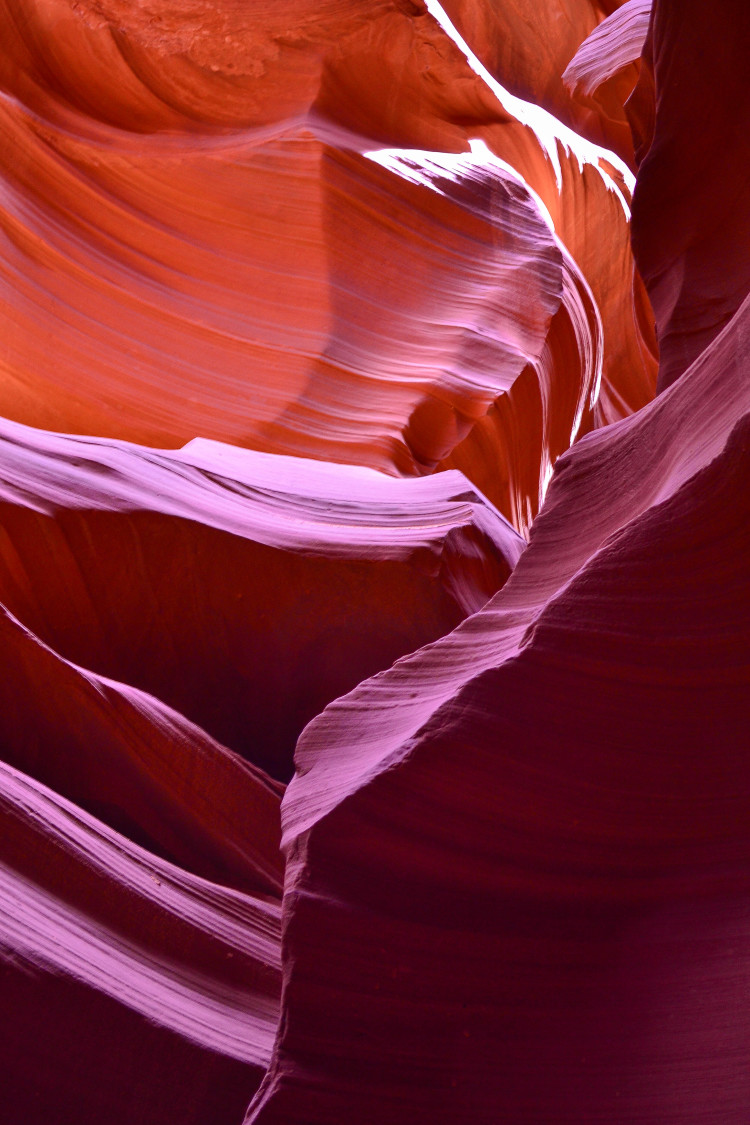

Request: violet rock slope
left=0, top=0, right=748, bottom=1123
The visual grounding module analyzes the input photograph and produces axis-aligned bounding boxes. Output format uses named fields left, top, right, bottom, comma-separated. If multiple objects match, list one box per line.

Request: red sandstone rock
left=439, top=0, right=641, bottom=163
left=564, top=0, right=650, bottom=97
left=563, top=0, right=651, bottom=155
left=631, top=0, right=750, bottom=391
left=1, top=0, right=745, bottom=1120
left=249, top=290, right=750, bottom=1125
left=0, top=0, right=656, bottom=532
left=0, top=602, right=284, bottom=893
left=0, top=758, right=280, bottom=1124
left=0, top=421, right=523, bottom=778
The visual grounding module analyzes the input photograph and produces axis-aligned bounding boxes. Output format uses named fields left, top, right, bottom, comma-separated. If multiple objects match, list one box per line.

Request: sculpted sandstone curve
left=564, top=0, right=651, bottom=100
left=243, top=0, right=750, bottom=1113
left=438, top=0, right=642, bottom=164
left=563, top=0, right=651, bottom=158
left=249, top=288, right=750, bottom=1125
left=3, top=0, right=744, bottom=1120
left=0, top=601, right=284, bottom=893
left=0, top=0, right=656, bottom=533
left=0, top=421, right=523, bottom=779
left=0, top=759, right=281, bottom=1124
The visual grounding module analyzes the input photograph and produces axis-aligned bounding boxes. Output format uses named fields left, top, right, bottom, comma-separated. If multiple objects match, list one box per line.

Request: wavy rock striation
left=0, top=601, right=284, bottom=892
left=0, top=0, right=656, bottom=530
left=0, top=421, right=522, bottom=779
left=2, top=0, right=745, bottom=1121
left=0, top=759, right=281, bottom=1124
left=563, top=0, right=651, bottom=143
left=249, top=284, right=750, bottom=1125
left=243, top=1, right=749, bottom=1120
left=439, top=0, right=641, bottom=164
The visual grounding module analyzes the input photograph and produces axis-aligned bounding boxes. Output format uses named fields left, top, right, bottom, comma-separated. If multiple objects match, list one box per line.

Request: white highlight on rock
left=423, top=0, right=634, bottom=216
left=365, top=138, right=556, bottom=227
left=364, top=141, right=492, bottom=193
left=364, top=138, right=604, bottom=495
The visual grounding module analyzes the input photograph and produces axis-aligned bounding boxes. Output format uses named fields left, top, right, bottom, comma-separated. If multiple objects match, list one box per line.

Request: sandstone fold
left=0, top=422, right=523, bottom=779
left=0, top=0, right=656, bottom=533
left=6, top=0, right=744, bottom=1121
left=0, top=601, right=284, bottom=893
left=563, top=0, right=651, bottom=143
left=0, top=759, right=281, bottom=1124
left=249, top=290, right=750, bottom=1125
left=436, top=0, right=639, bottom=162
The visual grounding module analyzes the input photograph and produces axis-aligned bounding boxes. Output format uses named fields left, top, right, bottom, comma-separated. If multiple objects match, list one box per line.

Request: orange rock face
left=563, top=0, right=651, bottom=161
left=0, top=0, right=656, bottom=531
left=1, top=0, right=748, bottom=1122
left=439, top=0, right=641, bottom=162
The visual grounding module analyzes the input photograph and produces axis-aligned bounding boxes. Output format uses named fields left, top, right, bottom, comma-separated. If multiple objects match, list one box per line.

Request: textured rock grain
left=2, top=0, right=747, bottom=1121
